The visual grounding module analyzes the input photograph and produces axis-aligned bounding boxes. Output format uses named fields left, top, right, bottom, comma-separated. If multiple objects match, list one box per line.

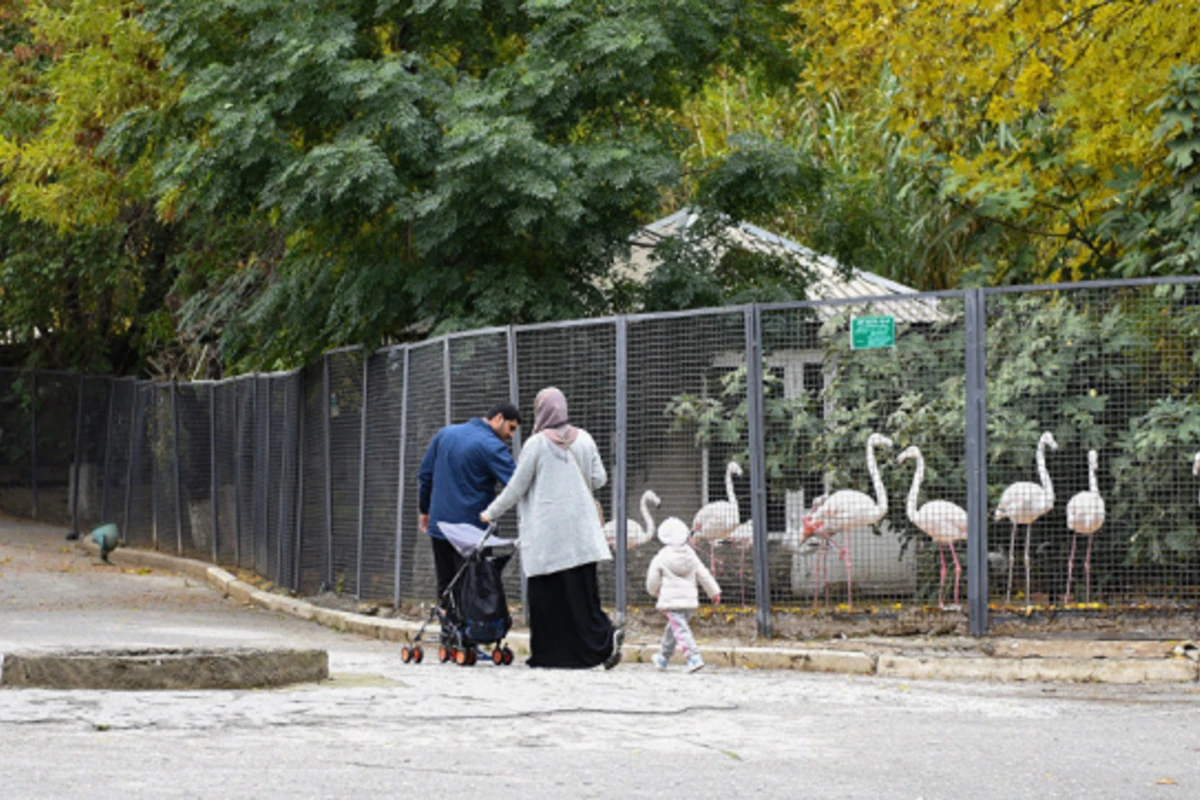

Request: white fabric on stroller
left=439, top=522, right=516, bottom=557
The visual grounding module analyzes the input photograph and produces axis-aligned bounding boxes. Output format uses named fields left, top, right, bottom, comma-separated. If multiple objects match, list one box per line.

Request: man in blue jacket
left=418, top=402, right=521, bottom=605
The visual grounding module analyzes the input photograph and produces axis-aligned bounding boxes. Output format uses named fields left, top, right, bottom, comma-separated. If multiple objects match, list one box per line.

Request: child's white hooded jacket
left=646, top=544, right=721, bottom=611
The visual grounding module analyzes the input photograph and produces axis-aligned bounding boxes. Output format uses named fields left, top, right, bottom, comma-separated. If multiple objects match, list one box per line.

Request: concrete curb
left=83, top=542, right=1200, bottom=684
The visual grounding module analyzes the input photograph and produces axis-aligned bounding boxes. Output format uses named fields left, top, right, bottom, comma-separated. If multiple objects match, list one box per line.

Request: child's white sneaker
left=684, top=655, right=706, bottom=673
left=651, top=653, right=668, bottom=670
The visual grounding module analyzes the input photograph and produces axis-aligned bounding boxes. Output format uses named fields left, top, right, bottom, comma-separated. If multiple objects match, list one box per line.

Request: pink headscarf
left=533, top=387, right=579, bottom=449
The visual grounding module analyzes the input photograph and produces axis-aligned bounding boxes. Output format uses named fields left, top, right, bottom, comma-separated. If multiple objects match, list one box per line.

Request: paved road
left=3, top=515, right=1199, bottom=798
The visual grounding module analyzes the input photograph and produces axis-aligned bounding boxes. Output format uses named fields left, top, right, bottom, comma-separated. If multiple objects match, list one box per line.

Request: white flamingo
left=995, top=431, right=1058, bottom=606
left=723, top=519, right=756, bottom=606
left=1064, top=450, right=1105, bottom=604
left=1193, top=452, right=1200, bottom=505
left=602, top=490, right=661, bottom=551
left=799, top=433, right=893, bottom=610
left=897, top=446, right=967, bottom=610
left=691, top=461, right=743, bottom=571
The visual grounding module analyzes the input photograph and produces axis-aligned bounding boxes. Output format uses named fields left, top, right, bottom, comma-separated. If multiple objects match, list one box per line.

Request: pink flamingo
left=897, top=445, right=967, bottom=609
left=995, top=431, right=1057, bottom=606
left=800, top=433, right=893, bottom=610
left=691, top=461, right=742, bottom=572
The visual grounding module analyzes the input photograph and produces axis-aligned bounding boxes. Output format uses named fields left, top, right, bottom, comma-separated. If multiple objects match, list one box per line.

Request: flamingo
left=723, top=520, right=755, bottom=606
left=602, top=490, right=661, bottom=551
left=995, top=431, right=1058, bottom=606
left=799, top=433, right=893, bottom=610
left=691, top=461, right=743, bottom=571
left=1193, top=452, right=1200, bottom=505
left=897, top=446, right=967, bottom=609
left=1064, top=450, right=1105, bottom=604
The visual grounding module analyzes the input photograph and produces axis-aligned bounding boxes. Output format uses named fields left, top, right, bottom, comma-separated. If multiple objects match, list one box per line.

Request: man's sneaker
left=603, top=627, right=625, bottom=670
left=651, top=653, right=668, bottom=670
left=684, top=654, right=706, bottom=673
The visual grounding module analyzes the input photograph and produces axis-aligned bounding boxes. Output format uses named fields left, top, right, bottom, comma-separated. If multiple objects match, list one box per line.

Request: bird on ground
left=897, top=446, right=967, bottom=609
left=691, top=461, right=743, bottom=572
left=799, top=433, right=893, bottom=610
left=602, top=490, right=661, bottom=551
left=1064, top=449, right=1105, bottom=604
left=995, top=431, right=1058, bottom=606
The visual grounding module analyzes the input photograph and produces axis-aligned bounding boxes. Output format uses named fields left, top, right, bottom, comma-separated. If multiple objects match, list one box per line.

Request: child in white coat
left=645, top=517, right=721, bottom=673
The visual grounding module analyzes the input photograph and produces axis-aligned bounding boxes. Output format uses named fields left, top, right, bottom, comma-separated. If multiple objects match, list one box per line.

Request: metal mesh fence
left=517, top=322, right=618, bottom=603
left=12, top=277, right=1200, bottom=636
left=984, top=283, right=1200, bottom=610
left=360, top=349, right=403, bottom=602
left=327, top=350, right=364, bottom=596
left=0, top=369, right=35, bottom=519
left=401, top=340, right=446, bottom=602
left=626, top=311, right=749, bottom=606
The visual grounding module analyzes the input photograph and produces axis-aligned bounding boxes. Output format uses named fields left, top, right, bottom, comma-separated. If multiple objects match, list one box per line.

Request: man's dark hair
left=486, top=402, right=521, bottom=424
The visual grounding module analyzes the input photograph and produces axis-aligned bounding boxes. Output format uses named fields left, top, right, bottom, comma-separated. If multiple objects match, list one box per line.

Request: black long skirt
left=526, top=562, right=616, bottom=669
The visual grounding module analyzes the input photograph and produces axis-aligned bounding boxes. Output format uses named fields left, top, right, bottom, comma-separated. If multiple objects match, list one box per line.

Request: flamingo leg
left=1023, top=523, right=1033, bottom=606
left=843, top=540, right=853, bottom=610
left=949, top=541, right=962, bottom=607
left=1005, top=520, right=1017, bottom=605
left=1063, top=532, right=1078, bottom=605
left=738, top=545, right=748, bottom=607
left=938, top=543, right=947, bottom=610
left=1083, top=535, right=1093, bottom=604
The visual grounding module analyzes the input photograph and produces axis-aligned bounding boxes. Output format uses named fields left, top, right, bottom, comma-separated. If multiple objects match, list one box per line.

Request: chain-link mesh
left=211, top=381, right=238, bottom=565
left=174, top=384, right=213, bottom=561
left=297, top=363, right=328, bottom=594
left=400, top=340, right=446, bottom=602
left=516, top=322, right=617, bottom=603
left=625, top=312, right=748, bottom=607
left=102, top=379, right=136, bottom=531
left=72, top=376, right=111, bottom=532
left=269, top=373, right=300, bottom=590
left=153, top=384, right=179, bottom=553
left=326, top=350, right=364, bottom=596
left=760, top=296, right=967, bottom=615
left=233, top=378, right=255, bottom=570
left=0, top=370, right=35, bottom=519
left=29, top=373, right=79, bottom=526
left=984, top=283, right=1200, bottom=613
left=124, top=384, right=155, bottom=549
left=360, top=349, right=403, bottom=601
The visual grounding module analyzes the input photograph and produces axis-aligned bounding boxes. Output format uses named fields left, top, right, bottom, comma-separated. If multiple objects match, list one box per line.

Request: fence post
left=356, top=353, right=369, bottom=598
left=745, top=306, right=772, bottom=638
left=30, top=371, right=38, bottom=519
left=394, top=347, right=410, bottom=607
left=210, top=383, right=218, bottom=564
left=443, top=338, right=451, bottom=426
left=506, top=327, right=527, bottom=623
left=151, top=386, right=159, bottom=550
left=965, top=288, right=990, bottom=635
left=172, top=380, right=183, bottom=555
left=263, top=378, right=273, bottom=575
left=101, top=378, right=116, bottom=524
left=294, top=372, right=306, bottom=593
left=323, top=354, right=334, bottom=590
left=613, top=318, right=629, bottom=624
left=233, top=380, right=243, bottom=567
left=70, top=374, right=85, bottom=534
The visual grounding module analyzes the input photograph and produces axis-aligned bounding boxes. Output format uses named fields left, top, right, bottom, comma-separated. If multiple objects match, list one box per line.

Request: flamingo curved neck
left=725, top=466, right=737, bottom=506
left=905, top=454, right=924, bottom=521
left=1087, top=461, right=1098, bottom=494
left=867, top=441, right=888, bottom=516
left=1036, top=439, right=1054, bottom=503
left=640, top=493, right=654, bottom=532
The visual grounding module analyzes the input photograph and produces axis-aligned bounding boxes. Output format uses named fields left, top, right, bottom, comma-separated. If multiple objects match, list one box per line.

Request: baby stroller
left=401, top=522, right=516, bottom=667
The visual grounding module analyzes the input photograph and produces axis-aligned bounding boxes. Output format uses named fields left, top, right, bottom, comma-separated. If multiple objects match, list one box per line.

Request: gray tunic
left=484, top=430, right=610, bottom=578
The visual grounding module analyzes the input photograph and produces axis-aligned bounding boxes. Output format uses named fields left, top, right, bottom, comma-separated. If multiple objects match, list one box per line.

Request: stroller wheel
left=438, top=645, right=451, bottom=663
left=501, top=647, right=514, bottom=666
left=465, top=648, right=478, bottom=666
left=400, top=646, right=412, bottom=664
left=454, top=648, right=467, bottom=666
left=412, top=646, right=424, bottom=664
left=491, top=647, right=504, bottom=665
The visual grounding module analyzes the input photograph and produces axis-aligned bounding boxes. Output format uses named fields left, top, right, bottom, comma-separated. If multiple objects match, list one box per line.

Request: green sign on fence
left=850, top=315, right=895, bottom=350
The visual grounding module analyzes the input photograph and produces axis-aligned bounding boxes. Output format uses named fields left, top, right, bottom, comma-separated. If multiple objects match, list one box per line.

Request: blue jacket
left=418, top=418, right=517, bottom=540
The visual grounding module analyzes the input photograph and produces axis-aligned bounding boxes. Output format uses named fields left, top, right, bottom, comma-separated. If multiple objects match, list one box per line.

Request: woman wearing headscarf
left=480, top=387, right=623, bottom=669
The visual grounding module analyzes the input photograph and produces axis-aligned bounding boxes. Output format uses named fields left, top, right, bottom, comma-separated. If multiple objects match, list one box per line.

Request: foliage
left=788, top=1, right=1200, bottom=284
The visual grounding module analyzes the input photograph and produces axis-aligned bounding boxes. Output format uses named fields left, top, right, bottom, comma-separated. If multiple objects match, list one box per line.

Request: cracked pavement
left=4, top=515, right=1200, bottom=798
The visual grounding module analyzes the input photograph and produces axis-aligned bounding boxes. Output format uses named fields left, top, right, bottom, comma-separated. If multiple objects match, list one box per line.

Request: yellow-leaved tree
left=788, top=0, right=1200, bottom=282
